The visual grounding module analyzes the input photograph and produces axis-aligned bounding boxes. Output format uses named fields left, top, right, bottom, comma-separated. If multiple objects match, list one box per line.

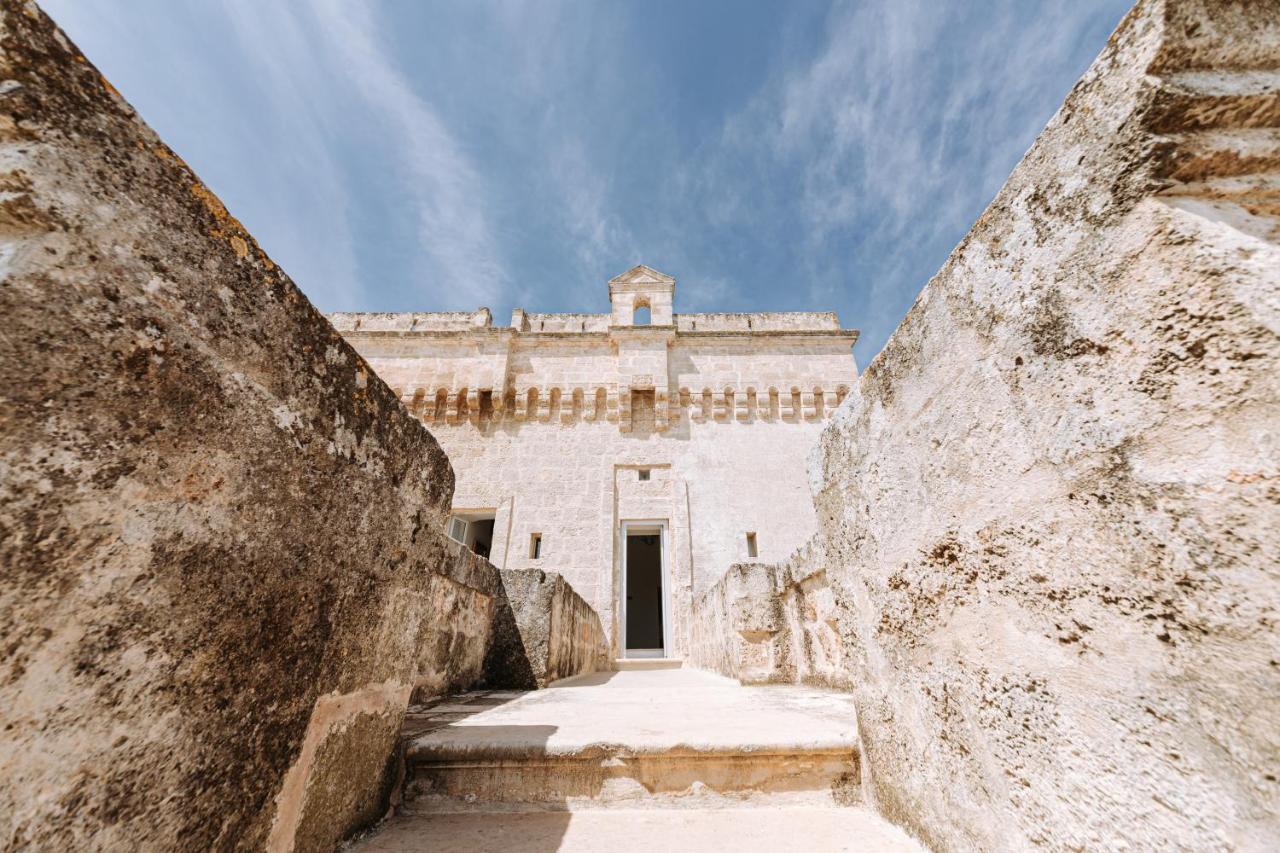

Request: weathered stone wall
left=810, top=0, right=1280, bottom=849
left=689, top=562, right=782, bottom=682
left=484, top=569, right=611, bottom=689
left=412, top=543, right=502, bottom=703
left=689, top=538, right=848, bottom=688
left=0, top=5, right=491, bottom=850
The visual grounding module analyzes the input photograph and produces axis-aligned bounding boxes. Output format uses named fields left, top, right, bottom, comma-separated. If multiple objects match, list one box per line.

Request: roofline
left=331, top=327, right=859, bottom=344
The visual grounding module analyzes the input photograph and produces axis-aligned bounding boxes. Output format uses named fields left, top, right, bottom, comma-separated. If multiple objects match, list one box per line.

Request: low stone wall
left=0, top=7, right=495, bottom=851
left=689, top=539, right=848, bottom=688
left=483, top=569, right=611, bottom=689
left=411, top=542, right=502, bottom=703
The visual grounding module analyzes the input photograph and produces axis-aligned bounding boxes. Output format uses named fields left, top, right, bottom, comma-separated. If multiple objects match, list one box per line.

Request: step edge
left=405, top=742, right=860, bottom=764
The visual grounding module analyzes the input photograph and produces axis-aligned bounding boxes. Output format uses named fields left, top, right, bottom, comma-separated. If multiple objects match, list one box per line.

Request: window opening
left=746, top=532, right=758, bottom=559
left=638, top=469, right=651, bottom=481
left=633, top=304, right=651, bottom=325
left=530, top=533, right=542, bottom=559
left=448, top=517, right=467, bottom=544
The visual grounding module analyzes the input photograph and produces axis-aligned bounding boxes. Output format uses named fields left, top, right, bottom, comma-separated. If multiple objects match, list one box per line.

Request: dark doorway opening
left=625, top=532, right=664, bottom=653
left=448, top=512, right=496, bottom=560
left=469, top=518, right=495, bottom=560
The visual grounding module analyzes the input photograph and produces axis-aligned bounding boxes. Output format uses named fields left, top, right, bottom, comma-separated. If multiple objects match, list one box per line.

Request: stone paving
left=401, top=690, right=529, bottom=740
left=355, top=807, right=923, bottom=853
left=357, top=668, right=923, bottom=851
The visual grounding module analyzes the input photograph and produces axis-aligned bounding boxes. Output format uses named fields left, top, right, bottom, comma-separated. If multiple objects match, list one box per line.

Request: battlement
left=330, top=266, right=859, bottom=434
left=328, top=309, right=847, bottom=336
left=328, top=309, right=494, bottom=333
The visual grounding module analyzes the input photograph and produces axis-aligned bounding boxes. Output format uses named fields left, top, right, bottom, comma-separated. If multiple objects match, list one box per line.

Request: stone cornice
left=334, top=327, right=858, bottom=344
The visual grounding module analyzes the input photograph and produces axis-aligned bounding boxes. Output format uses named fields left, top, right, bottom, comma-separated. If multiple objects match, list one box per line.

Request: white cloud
left=213, top=0, right=364, bottom=308
left=44, top=0, right=1126, bottom=351
left=308, top=1, right=509, bottom=309
left=684, top=0, right=1128, bottom=351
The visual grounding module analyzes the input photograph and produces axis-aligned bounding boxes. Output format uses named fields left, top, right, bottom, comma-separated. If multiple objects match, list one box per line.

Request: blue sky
left=45, top=0, right=1131, bottom=363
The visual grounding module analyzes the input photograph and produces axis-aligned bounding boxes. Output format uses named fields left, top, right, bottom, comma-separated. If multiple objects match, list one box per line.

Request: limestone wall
left=689, top=563, right=783, bottom=683
left=412, top=543, right=504, bottom=703
left=0, top=6, right=494, bottom=850
left=811, top=0, right=1280, bottom=848
left=334, top=327, right=854, bottom=657
left=439, top=403, right=833, bottom=658
left=689, top=539, right=849, bottom=688
left=483, top=569, right=611, bottom=689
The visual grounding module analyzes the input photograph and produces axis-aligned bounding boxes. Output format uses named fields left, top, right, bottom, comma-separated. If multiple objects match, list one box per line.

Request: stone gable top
left=608, top=264, right=675, bottom=294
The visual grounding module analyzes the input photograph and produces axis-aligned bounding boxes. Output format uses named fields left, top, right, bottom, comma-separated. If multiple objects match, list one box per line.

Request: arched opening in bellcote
left=633, top=298, right=651, bottom=326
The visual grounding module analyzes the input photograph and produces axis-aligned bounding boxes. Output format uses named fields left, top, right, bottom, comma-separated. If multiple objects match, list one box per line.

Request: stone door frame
left=618, top=518, right=672, bottom=659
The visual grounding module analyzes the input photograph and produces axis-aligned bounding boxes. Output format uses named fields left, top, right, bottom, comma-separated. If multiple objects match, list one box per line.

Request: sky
left=44, top=0, right=1132, bottom=364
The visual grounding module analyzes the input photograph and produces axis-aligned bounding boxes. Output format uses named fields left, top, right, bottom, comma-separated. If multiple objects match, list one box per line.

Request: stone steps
left=403, top=741, right=860, bottom=812
left=398, top=669, right=862, bottom=813
left=612, top=657, right=684, bottom=671
left=357, top=807, right=924, bottom=852
left=1150, top=66, right=1280, bottom=235
left=1159, top=128, right=1280, bottom=183
left=356, top=670, right=922, bottom=851
left=1150, top=69, right=1280, bottom=134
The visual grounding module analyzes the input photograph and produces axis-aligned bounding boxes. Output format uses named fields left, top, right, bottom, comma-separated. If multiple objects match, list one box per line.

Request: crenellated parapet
left=331, top=264, right=860, bottom=434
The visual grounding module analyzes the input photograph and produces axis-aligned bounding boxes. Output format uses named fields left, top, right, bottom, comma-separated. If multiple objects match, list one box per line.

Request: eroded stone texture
left=0, top=4, right=489, bottom=850
left=484, top=569, right=611, bottom=689
left=411, top=542, right=501, bottom=703
left=689, top=539, right=848, bottom=688
left=810, top=0, right=1280, bottom=848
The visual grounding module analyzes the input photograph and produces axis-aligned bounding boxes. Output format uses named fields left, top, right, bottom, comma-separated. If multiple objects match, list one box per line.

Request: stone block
left=810, top=0, right=1280, bottom=848
left=0, top=6, right=493, bottom=850
left=483, top=569, right=611, bottom=689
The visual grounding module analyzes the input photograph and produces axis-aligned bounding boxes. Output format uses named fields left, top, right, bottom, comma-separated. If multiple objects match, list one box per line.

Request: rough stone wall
left=811, top=1, right=1280, bottom=849
left=411, top=543, right=501, bottom=703
left=0, top=5, right=492, bottom=850
left=483, top=569, right=611, bottom=689
left=689, top=538, right=848, bottom=688
left=689, top=562, right=783, bottom=682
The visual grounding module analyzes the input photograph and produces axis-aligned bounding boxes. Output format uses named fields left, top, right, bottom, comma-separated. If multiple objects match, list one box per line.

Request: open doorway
left=447, top=511, right=496, bottom=560
left=621, top=523, right=667, bottom=658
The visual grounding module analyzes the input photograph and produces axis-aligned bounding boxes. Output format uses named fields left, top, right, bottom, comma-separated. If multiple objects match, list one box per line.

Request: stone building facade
left=331, top=266, right=858, bottom=659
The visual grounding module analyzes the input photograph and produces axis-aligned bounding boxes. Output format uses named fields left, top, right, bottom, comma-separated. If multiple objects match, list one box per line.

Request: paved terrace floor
left=354, top=668, right=922, bottom=852
left=406, top=666, right=861, bottom=756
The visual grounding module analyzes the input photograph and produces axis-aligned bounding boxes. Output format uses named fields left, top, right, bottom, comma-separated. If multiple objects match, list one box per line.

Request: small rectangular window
left=448, top=517, right=467, bottom=543
left=746, top=532, right=758, bottom=559
left=529, top=533, right=542, bottom=559
left=638, top=469, right=650, bottom=481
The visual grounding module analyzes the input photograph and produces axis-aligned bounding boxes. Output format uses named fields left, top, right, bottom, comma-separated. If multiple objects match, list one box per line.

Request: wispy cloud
left=680, top=0, right=1130, bottom=355
left=44, top=0, right=1129, bottom=356
left=547, top=135, right=642, bottom=297
left=213, top=0, right=364, bottom=308
left=47, top=0, right=510, bottom=311
left=42, top=0, right=366, bottom=309
left=308, top=1, right=508, bottom=308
